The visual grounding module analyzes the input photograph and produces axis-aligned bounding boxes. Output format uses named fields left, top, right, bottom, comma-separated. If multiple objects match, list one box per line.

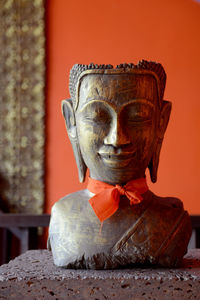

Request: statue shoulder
left=49, top=189, right=94, bottom=234
left=151, top=192, right=183, bottom=210
left=51, top=189, right=92, bottom=215
left=48, top=188, right=94, bottom=252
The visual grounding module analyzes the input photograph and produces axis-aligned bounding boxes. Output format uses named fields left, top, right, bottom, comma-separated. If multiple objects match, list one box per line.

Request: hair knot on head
left=69, top=60, right=166, bottom=111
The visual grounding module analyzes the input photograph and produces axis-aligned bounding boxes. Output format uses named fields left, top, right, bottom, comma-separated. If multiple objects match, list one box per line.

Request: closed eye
left=123, top=101, right=154, bottom=126
left=81, top=110, right=111, bottom=124
left=78, top=100, right=112, bottom=124
left=126, top=118, right=152, bottom=126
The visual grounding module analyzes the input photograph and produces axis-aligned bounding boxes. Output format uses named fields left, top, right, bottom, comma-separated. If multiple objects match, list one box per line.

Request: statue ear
left=148, top=100, right=172, bottom=183
left=62, top=99, right=87, bottom=183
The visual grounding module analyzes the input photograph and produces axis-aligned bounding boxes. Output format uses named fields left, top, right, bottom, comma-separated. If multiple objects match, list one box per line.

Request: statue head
left=62, top=61, right=171, bottom=185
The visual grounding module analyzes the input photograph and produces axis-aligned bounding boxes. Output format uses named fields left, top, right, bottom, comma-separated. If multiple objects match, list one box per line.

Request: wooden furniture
left=0, top=212, right=50, bottom=265
left=190, top=215, right=200, bottom=248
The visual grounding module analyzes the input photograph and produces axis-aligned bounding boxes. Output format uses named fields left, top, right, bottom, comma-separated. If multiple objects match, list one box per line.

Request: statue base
left=0, top=249, right=199, bottom=299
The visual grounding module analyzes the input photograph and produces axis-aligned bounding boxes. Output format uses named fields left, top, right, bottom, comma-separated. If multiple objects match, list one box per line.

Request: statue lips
left=98, top=148, right=135, bottom=169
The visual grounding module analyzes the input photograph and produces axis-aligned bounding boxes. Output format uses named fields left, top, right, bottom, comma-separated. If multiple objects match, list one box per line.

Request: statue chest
left=48, top=193, right=191, bottom=269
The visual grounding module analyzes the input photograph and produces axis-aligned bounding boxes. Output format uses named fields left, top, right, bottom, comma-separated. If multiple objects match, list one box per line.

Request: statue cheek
left=128, top=125, right=154, bottom=143
left=141, top=129, right=156, bottom=161
left=77, top=127, right=99, bottom=156
left=78, top=122, right=109, bottom=145
left=129, top=126, right=155, bottom=160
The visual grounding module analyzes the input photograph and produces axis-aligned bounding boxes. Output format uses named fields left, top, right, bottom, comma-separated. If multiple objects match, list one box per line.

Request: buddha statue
left=48, top=61, right=192, bottom=269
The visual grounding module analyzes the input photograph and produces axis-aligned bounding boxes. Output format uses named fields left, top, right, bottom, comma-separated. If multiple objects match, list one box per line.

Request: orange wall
left=46, top=0, right=200, bottom=214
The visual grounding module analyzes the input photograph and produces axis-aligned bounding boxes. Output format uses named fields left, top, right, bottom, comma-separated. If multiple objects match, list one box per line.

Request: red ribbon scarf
left=87, top=177, right=148, bottom=222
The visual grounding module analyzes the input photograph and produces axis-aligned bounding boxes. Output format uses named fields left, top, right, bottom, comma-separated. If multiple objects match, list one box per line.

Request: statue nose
left=104, top=118, right=130, bottom=147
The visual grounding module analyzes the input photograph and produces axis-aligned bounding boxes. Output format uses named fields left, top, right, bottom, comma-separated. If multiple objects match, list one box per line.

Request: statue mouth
left=98, top=151, right=135, bottom=168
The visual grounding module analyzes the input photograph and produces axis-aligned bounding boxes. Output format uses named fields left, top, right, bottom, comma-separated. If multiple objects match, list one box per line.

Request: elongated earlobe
left=62, top=99, right=87, bottom=182
left=148, top=140, right=162, bottom=183
left=148, top=100, right=172, bottom=183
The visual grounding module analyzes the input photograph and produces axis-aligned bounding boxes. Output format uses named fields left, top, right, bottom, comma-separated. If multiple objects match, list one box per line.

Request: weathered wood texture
left=49, top=62, right=192, bottom=269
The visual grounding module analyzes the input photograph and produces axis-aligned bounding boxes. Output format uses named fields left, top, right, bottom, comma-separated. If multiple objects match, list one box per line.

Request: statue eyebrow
left=122, top=99, right=155, bottom=109
left=78, top=99, right=116, bottom=112
left=78, top=98, right=155, bottom=113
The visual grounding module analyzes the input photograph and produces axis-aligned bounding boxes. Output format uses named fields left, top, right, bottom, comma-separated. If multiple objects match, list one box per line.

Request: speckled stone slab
left=0, top=249, right=200, bottom=300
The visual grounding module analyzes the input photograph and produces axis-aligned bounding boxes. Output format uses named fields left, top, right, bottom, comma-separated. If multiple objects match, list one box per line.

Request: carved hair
left=69, top=60, right=166, bottom=110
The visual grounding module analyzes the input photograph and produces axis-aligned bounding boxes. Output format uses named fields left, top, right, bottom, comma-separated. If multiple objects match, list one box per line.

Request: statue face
left=75, top=74, right=160, bottom=185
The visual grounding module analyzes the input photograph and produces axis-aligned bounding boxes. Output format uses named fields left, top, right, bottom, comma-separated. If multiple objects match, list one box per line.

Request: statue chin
left=48, top=61, right=192, bottom=269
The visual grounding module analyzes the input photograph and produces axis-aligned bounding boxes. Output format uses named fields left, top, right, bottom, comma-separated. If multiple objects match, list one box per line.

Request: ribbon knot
left=87, top=177, right=148, bottom=222
left=115, top=184, right=126, bottom=195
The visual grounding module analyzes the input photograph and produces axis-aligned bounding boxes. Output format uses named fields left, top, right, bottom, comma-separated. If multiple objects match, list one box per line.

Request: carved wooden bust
left=48, top=61, right=191, bottom=269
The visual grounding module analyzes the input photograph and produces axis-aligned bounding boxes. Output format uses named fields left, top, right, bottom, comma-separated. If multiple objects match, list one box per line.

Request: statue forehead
left=78, top=74, right=158, bottom=110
